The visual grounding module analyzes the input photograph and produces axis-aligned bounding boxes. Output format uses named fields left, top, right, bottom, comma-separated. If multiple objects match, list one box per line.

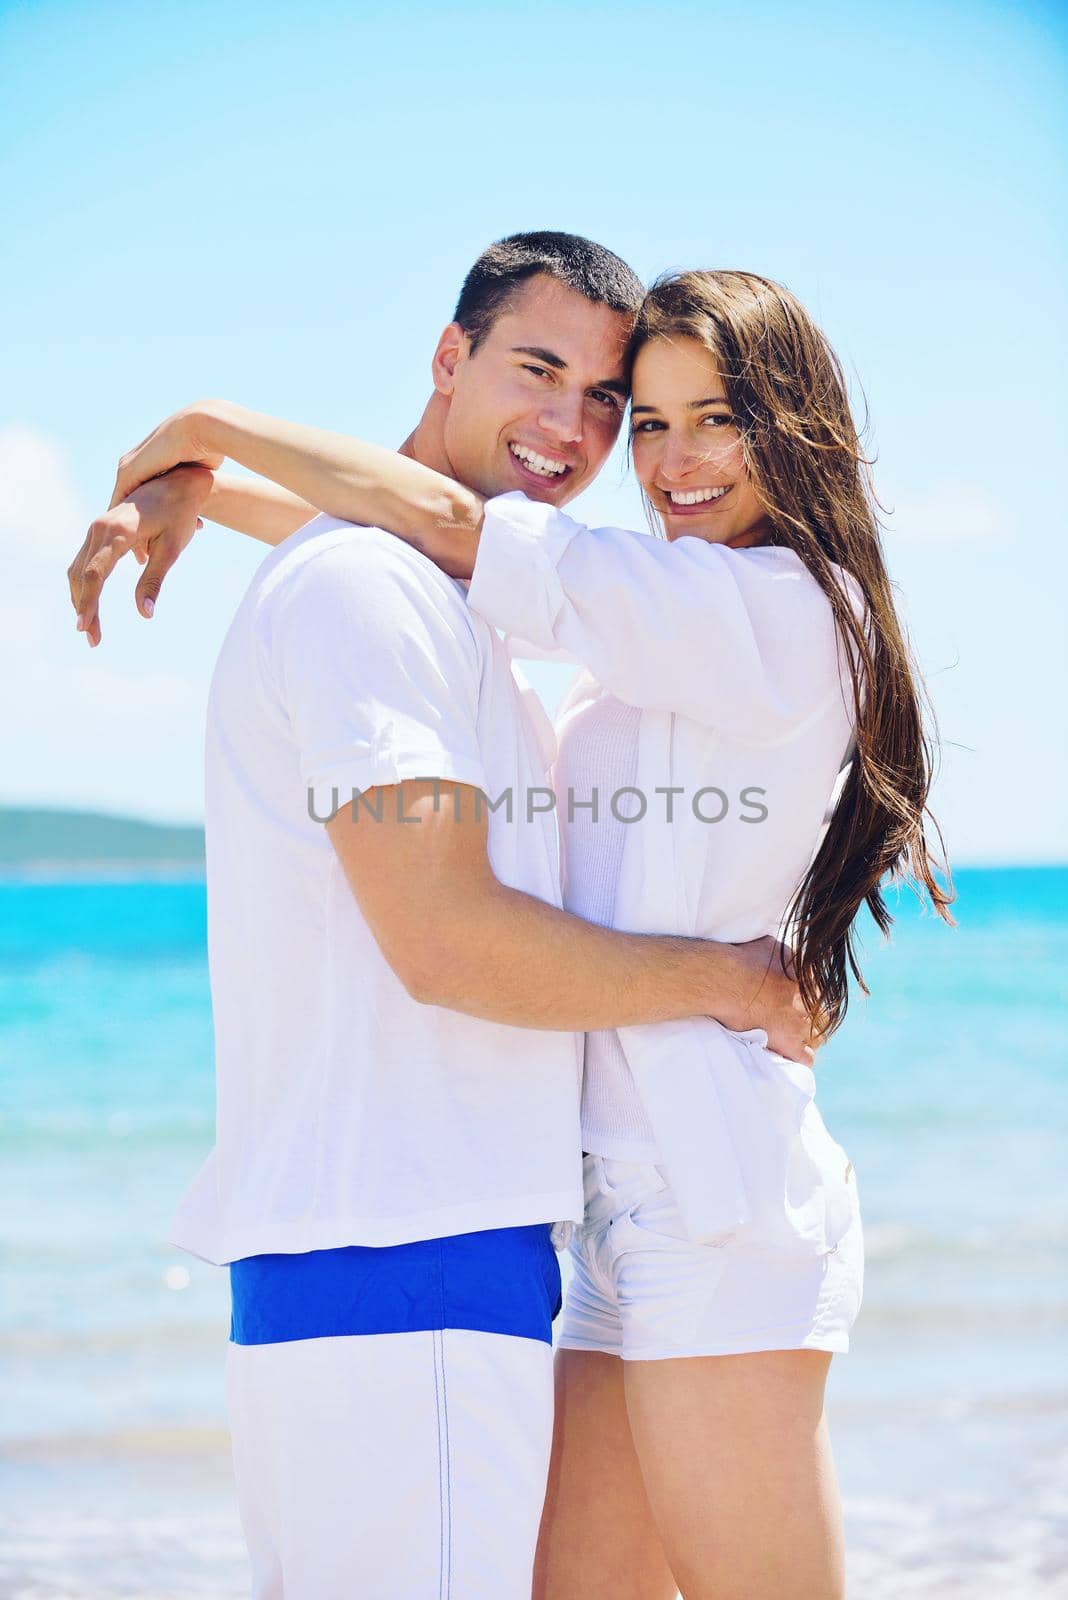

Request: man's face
left=434, top=275, right=633, bottom=506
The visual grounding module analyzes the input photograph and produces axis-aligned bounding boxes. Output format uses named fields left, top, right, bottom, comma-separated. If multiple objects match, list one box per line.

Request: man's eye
left=522, top=365, right=552, bottom=380
left=589, top=390, right=621, bottom=411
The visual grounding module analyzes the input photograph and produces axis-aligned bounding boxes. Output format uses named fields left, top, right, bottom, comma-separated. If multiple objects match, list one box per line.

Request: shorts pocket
left=797, top=1105, right=859, bottom=1252
left=819, top=1193, right=865, bottom=1336
left=587, top=1163, right=685, bottom=1253
left=721, top=1033, right=856, bottom=1258
left=612, top=1169, right=728, bottom=1262
left=619, top=1173, right=690, bottom=1249
left=610, top=1178, right=731, bottom=1351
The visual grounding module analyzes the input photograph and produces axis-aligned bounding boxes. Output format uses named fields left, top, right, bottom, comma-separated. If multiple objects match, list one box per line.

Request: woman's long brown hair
left=632, top=270, right=954, bottom=1038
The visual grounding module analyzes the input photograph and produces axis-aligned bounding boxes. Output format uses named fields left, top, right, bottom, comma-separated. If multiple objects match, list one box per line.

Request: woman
left=76, top=270, right=951, bottom=1597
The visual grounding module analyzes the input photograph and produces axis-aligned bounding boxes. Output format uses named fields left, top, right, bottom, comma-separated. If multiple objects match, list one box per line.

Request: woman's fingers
left=109, top=425, right=177, bottom=509
left=107, top=411, right=218, bottom=510
left=107, top=424, right=157, bottom=509
left=109, top=453, right=149, bottom=510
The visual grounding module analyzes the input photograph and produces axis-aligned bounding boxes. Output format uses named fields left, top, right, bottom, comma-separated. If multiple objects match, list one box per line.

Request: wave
left=1, top=1423, right=230, bottom=1463
left=862, top=1219, right=1068, bottom=1262
left=0, top=1108, right=213, bottom=1144
left=0, top=1322, right=224, bottom=1358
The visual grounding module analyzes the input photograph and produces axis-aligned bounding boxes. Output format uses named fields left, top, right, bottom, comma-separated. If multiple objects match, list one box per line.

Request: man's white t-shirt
left=170, top=516, right=583, bottom=1265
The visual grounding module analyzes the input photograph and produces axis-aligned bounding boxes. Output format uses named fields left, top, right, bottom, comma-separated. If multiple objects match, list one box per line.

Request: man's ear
left=431, top=321, right=468, bottom=398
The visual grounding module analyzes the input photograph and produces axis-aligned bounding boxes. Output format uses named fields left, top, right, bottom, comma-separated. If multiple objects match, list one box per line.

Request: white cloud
left=881, top=481, right=1009, bottom=543
left=0, top=425, right=213, bottom=820
left=0, top=423, right=90, bottom=570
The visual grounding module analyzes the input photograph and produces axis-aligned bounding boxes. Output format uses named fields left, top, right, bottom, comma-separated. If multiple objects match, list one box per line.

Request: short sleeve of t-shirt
left=260, top=526, right=489, bottom=811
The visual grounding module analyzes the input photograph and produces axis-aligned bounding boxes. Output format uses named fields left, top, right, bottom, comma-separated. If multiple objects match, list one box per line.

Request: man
left=68, top=233, right=812, bottom=1598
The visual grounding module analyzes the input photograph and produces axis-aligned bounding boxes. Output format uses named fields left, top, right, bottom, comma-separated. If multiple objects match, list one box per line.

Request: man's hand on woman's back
left=723, top=936, right=819, bottom=1067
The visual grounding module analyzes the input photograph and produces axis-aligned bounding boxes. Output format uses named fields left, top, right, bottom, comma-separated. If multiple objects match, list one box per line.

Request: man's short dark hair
left=453, top=231, right=644, bottom=353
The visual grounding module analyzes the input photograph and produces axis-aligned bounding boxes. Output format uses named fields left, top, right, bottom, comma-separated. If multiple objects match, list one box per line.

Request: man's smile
left=508, top=441, right=575, bottom=486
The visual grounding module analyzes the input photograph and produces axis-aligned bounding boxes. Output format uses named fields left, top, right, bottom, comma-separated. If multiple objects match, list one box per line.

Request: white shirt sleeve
left=261, top=529, right=489, bottom=808
left=467, top=491, right=865, bottom=745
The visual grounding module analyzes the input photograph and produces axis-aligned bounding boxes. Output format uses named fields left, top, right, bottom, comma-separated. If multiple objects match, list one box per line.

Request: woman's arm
left=109, top=398, right=485, bottom=577
left=69, top=398, right=485, bottom=644
left=86, top=398, right=860, bottom=734
left=466, top=496, right=867, bottom=742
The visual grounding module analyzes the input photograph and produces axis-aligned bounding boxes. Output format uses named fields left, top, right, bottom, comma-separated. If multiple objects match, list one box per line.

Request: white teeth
left=667, top=486, right=729, bottom=506
left=510, top=443, right=569, bottom=477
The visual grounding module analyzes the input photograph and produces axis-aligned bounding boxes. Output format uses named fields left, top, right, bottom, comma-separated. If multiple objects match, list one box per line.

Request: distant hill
left=0, top=808, right=205, bottom=874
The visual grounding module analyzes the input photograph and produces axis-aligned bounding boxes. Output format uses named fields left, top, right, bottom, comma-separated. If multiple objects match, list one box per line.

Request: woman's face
left=630, top=335, right=772, bottom=546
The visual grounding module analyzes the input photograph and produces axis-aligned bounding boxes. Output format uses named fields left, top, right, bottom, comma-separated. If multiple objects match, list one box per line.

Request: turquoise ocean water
left=1, top=868, right=1066, bottom=1597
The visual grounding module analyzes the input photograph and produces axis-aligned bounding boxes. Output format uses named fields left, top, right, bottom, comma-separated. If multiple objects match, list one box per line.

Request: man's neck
left=398, top=391, right=457, bottom=481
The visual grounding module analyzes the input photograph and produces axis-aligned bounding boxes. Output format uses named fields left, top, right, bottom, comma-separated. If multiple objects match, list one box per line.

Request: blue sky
left=2, top=0, right=1065, bottom=862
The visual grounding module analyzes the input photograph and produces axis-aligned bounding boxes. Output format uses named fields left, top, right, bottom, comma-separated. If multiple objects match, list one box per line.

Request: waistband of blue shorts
left=229, top=1222, right=562, bottom=1347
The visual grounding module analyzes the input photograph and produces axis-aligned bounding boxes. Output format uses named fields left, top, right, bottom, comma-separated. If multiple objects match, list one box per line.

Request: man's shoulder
left=256, top=514, right=467, bottom=609
left=262, top=513, right=449, bottom=583
left=250, top=515, right=481, bottom=655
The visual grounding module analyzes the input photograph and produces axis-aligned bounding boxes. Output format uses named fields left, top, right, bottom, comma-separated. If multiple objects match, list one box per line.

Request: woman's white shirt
left=552, top=691, right=659, bottom=1161
left=469, top=493, right=866, bottom=1254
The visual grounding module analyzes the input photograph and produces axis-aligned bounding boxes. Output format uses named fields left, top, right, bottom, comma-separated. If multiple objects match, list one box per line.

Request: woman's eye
left=702, top=413, right=733, bottom=428
left=630, top=419, right=664, bottom=434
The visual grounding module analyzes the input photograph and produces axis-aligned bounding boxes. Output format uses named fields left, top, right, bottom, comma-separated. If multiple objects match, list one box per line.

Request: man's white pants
left=226, top=1326, right=554, bottom=1599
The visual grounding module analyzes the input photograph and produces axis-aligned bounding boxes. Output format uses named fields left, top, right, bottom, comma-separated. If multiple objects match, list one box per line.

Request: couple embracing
left=70, top=231, right=950, bottom=1599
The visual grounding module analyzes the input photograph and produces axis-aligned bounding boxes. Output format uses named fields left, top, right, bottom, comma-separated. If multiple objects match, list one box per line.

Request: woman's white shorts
left=559, top=1153, right=864, bottom=1361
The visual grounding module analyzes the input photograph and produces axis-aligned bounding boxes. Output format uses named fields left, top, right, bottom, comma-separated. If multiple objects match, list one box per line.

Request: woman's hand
left=108, top=404, right=225, bottom=509
left=69, top=464, right=214, bottom=646
left=100, top=398, right=485, bottom=586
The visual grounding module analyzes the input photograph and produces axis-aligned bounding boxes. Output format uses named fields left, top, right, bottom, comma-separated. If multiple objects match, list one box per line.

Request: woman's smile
left=659, top=483, right=734, bottom=515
